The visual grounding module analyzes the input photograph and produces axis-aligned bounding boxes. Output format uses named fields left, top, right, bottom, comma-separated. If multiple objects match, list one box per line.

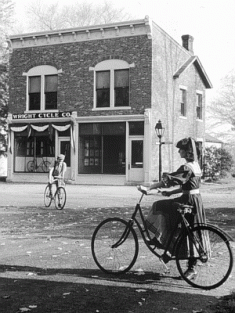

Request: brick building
left=6, top=16, right=212, bottom=185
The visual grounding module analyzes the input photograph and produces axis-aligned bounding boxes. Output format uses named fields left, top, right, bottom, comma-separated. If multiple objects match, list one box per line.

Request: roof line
left=173, top=56, right=213, bottom=89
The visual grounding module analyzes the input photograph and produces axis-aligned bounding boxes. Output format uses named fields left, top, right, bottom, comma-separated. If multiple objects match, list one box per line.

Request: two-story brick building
left=6, top=16, right=212, bottom=185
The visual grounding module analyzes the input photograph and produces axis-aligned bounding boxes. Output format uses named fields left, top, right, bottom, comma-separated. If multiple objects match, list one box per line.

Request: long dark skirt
left=145, top=194, right=207, bottom=254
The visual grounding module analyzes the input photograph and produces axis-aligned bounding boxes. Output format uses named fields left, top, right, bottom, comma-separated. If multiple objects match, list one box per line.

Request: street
left=0, top=181, right=235, bottom=312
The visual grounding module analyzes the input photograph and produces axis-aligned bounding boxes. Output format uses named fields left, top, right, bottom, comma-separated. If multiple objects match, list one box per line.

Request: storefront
left=7, top=111, right=76, bottom=182
left=7, top=111, right=150, bottom=185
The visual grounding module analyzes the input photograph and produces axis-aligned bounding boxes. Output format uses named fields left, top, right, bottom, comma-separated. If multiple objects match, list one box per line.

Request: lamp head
left=155, top=120, right=165, bottom=138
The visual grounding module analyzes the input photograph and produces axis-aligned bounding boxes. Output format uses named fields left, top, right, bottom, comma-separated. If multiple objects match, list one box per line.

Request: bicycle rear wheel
left=55, top=187, right=66, bottom=210
left=27, top=161, right=35, bottom=172
left=176, top=225, right=233, bottom=289
left=91, top=217, right=139, bottom=274
left=44, top=184, right=52, bottom=207
left=42, top=161, right=51, bottom=172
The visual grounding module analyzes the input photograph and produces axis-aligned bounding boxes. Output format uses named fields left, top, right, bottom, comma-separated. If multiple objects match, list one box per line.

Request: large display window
left=14, top=131, right=55, bottom=173
left=79, top=122, right=126, bottom=174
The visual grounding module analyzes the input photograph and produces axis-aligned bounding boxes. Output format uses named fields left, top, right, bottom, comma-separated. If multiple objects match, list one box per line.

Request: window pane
left=96, top=71, right=110, bottom=107
left=115, top=70, right=129, bottom=87
left=29, top=76, right=41, bottom=110
left=115, top=69, right=129, bottom=107
left=45, top=75, right=57, bottom=92
left=197, top=94, right=202, bottom=119
left=129, top=122, right=144, bottom=135
left=180, top=89, right=186, bottom=116
left=96, top=71, right=110, bottom=88
left=131, top=140, right=143, bottom=168
left=29, top=93, right=40, bottom=110
left=29, top=76, right=40, bottom=92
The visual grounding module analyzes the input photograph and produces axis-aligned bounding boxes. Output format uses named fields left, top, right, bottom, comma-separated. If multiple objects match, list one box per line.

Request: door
left=128, top=137, right=144, bottom=182
left=58, top=138, right=71, bottom=179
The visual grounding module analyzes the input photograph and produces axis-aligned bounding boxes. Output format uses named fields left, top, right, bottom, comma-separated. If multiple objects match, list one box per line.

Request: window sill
left=196, top=119, right=203, bottom=122
left=179, top=115, right=187, bottom=119
left=92, top=107, right=131, bottom=111
left=24, top=110, right=59, bottom=113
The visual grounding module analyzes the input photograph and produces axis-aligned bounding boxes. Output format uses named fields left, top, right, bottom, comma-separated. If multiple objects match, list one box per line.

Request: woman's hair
left=176, top=137, right=200, bottom=161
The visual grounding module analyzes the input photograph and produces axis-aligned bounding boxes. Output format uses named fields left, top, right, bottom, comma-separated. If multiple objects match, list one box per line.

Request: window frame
left=91, top=59, right=134, bottom=110
left=196, top=91, right=203, bottom=120
left=23, top=65, right=62, bottom=112
left=179, top=86, right=187, bottom=117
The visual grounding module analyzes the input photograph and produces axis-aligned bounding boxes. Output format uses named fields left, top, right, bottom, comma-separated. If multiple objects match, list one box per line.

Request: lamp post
left=155, top=120, right=165, bottom=181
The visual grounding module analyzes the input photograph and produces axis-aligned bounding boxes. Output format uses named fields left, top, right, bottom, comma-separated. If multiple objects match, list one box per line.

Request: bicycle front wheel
left=27, top=161, right=35, bottom=172
left=91, top=217, right=139, bottom=274
left=55, top=187, right=66, bottom=210
left=44, top=184, right=52, bottom=207
left=176, top=225, right=233, bottom=290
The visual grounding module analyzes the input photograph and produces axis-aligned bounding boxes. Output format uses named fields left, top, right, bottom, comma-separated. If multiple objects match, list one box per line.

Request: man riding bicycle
left=48, top=154, right=67, bottom=194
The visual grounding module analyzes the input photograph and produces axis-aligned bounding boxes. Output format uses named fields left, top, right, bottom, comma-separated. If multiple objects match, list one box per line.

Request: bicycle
left=44, top=178, right=66, bottom=210
left=27, top=157, right=51, bottom=173
left=91, top=188, right=234, bottom=290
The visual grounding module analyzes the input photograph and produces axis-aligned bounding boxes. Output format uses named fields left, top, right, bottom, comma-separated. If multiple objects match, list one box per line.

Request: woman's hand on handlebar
left=161, top=190, right=171, bottom=197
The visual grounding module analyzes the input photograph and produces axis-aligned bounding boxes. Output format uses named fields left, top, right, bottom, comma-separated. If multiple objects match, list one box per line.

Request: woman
left=139, top=137, right=206, bottom=279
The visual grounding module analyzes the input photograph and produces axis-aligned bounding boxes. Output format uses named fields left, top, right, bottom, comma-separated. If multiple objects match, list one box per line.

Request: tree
left=24, top=0, right=134, bottom=32
left=0, top=0, right=14, bottom=152
left=207, top=69, right=235, bottom=135
left=203, top=146, right=234, bottom=181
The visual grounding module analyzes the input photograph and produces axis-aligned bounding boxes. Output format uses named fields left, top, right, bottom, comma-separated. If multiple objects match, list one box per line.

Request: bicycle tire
left=42, top=161, right=51, bottom=172
left=91, top=217, right=139, bottom=274
left=44, top=184, right=52, bottom=207
left=27, top=161, right=35, bottom=172
left=54, top=187, right=66, bottom=210
left=175, top=225, right=233, bottom=290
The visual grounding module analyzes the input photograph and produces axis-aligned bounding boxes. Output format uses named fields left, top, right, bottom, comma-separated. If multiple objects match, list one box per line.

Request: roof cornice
left=8, top=16, right=152, bottom=49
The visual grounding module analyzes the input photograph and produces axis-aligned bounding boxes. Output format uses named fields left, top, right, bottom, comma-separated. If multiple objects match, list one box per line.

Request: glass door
left=128, top=137, right=144, bottom=182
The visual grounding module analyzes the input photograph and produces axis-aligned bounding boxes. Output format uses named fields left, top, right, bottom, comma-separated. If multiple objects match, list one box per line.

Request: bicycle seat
left=174, top=202, right=193, bottom=214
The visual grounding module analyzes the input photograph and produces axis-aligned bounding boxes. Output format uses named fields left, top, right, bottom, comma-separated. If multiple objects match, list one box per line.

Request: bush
left=203, top=147, right=234, bottom=181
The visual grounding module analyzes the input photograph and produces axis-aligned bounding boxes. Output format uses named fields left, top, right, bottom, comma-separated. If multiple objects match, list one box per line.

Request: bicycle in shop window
left=27, top=157, right=51, bottom=173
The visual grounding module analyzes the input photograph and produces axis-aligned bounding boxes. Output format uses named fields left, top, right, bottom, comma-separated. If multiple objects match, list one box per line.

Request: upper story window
left=196, top=91, right=203, bottom=120
left=24, top=65, right=61, bottom=112
left=92, top=60, right=134, bottom=110
left=180, top=87, right=187, bottom=117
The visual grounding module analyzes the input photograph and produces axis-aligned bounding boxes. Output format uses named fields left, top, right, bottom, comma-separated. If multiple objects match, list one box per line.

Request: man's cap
left=57, top=154, right=65, bottom=160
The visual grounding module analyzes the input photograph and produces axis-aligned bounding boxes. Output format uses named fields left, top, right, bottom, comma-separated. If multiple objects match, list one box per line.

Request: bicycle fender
left=194, top=223, right=234, bottom=242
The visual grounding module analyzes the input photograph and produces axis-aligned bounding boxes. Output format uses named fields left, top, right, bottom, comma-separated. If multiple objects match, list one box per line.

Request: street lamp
left=155, top=120, right=165, bottom=181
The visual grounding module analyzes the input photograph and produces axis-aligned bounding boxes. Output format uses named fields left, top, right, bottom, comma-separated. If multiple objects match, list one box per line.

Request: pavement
left=0, top=180, right=235, bottom=312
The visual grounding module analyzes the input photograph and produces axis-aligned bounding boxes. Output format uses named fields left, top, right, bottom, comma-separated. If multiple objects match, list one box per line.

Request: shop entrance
left=58, top=137, right=71, bottom=178
left=103, top=135, right=125, bottom=174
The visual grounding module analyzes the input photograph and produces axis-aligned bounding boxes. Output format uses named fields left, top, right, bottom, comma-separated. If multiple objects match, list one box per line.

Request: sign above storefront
left=12, top=111, right=72, bottom=120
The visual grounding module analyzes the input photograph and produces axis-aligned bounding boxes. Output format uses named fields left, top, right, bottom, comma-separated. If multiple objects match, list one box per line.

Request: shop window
left=93, top=60, right=133, bottom=109
left=14, top=133, right=55, bottom=173
left=196, top=92, right=203, bottom=120
left=79, top=122, right=126, bottom=174
left=24, top=65, right=61, bottom=112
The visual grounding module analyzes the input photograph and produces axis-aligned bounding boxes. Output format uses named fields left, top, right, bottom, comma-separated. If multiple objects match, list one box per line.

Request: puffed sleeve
left=162, top=165, right=192, bottom=187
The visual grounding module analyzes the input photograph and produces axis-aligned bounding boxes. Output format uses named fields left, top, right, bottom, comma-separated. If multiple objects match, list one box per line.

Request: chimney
left=181, top=35, right=194, bottom=53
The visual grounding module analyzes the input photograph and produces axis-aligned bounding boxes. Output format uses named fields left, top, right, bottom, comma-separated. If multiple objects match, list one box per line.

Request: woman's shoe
left=183, top=268, right=197, bottom=280
left=147, top=237, right=164, bottom=249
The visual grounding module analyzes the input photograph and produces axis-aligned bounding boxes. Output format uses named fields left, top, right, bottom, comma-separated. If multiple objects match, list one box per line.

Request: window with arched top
left=91, top=59, right=134, bottom=110
left=23, top=65, right=62, bottom=112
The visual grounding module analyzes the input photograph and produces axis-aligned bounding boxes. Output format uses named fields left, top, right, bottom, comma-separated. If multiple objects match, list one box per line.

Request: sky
left=12, top=0, right=235, bottom=101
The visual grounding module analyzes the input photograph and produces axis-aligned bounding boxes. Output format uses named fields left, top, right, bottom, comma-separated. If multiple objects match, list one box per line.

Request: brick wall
left=9, top=35, right=152, bottom=117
